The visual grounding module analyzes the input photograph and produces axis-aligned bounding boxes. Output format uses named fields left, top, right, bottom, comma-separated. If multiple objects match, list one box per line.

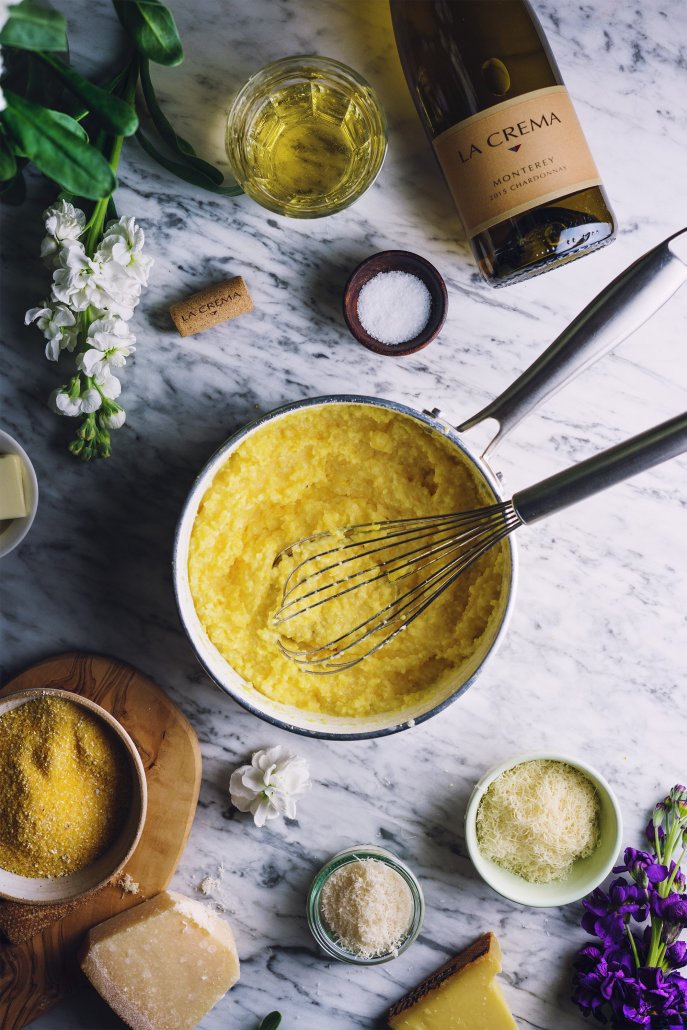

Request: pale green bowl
left=464, top=752, right=623, bottom=908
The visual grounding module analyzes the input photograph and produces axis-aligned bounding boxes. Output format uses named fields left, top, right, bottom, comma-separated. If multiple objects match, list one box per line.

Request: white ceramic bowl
left=0, top=428, right=39, bottom=559
left=464, top=752, right=623, bottom=907
left=0, top=688, right=147, bottom=904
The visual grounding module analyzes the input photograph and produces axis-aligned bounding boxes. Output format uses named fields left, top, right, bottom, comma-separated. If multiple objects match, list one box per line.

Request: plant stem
left=627, top=925, right=641, bottom=969
left=646, top=916, right=663, bottom=970
left=83, top=54, right=138, bottom=256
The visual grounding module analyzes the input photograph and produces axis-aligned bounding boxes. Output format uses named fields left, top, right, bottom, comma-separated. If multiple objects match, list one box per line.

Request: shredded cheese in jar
left=320, top=858, right=413, bottom=958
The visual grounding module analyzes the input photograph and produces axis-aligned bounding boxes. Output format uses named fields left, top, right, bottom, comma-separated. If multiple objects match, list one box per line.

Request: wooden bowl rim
left=343, top=249, right=448, bottom=356
left=0, top=687, right=147, bottom=905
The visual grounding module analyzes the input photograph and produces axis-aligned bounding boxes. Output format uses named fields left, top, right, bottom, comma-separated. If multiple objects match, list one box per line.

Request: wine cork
left=169, top=277, right=253, bottom=337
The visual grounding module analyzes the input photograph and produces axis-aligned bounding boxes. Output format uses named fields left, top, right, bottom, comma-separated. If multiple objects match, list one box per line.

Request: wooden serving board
left=0, top=652, right=202, bottom=1030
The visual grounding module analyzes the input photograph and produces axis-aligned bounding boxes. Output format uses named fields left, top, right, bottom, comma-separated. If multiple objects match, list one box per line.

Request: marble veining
left=1, top=0, right=686, bottom=1027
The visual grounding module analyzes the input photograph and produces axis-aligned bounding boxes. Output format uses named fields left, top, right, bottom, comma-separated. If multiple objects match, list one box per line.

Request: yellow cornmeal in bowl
left=188, top=405, right=507, bottom=718
left=0, top=696, right=132, bottom=877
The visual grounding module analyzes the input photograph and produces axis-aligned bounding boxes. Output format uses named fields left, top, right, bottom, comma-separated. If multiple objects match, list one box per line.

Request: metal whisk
left=272, top=411, right=687, bottom=673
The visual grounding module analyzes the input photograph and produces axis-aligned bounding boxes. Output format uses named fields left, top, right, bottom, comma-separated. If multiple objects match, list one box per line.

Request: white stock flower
left=51, top=242, right=140, bottom=318
left=93, top=259, right=141, bottom=318
left=25, top=303, right=78, bottom=360
left=229, top=745, right=311, bottom=827
left=51, top=240, right=97, bottom=309
left=40, top=201, right=86, bottom=266
left=95, top=369, right=122, bottom=399
left=50, top=388, right=82, bottom=417
left=80, top=388, right=102, bottom=413
left=98, top=216, right=153, bottom=286
left=76, top=318, right=136, bottom=376
left=100, top=408, right=126, bottom=430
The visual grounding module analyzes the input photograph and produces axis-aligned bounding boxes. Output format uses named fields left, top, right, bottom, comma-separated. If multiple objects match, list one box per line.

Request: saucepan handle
left=458, top=228, right=687, bottom=460
left=511, top=411, right=687, bottom=524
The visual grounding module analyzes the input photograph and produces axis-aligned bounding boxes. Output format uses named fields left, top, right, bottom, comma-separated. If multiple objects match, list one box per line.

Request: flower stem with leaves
left=1, top=0, right=244, bottom=459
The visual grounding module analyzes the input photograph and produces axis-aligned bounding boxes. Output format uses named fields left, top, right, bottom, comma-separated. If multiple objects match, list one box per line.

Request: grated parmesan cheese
left=320, top=858, right=413, bottom=958
left=476, top=760, right=601, bottom=884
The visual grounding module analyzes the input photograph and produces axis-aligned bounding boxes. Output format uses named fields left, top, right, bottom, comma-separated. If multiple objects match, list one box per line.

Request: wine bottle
left=390, top=0, right=616, bottom=287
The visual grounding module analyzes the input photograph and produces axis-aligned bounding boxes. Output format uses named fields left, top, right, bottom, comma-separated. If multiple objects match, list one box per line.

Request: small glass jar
left=306, top=844, right=424, bottom=965
left=225, top=56, right=387, bottom=218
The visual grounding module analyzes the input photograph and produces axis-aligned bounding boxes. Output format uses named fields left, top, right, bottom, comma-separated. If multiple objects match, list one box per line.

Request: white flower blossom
left=25, top=303, right=78, bottom=360
left=95, top=369, right=122, bottom=399
left=100, top=408, right=126, bottom=430
left=93, top=260, right=142, bottom=319
left=27, top=199, right=147, bottom=458
left=51, top=241, right=140, bottom=319
left=40, top=201, right=86, bottom=266
left=97, top=216, right=153, bottom=287
left=76, top=318, right=136, bottom=376
left=50, top=388, right=83, bottom=417
left=229, top=746, right=311, bottom=827
left=80, top=388, right=102, bottom=413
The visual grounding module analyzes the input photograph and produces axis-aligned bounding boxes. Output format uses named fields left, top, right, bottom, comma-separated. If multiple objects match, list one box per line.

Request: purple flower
left=665, top=940, right=687, bottom=971
left=651, top=892, right=687, bottom=927
left=582, top=879, right=650, bottom=945
left=573, top=786, right=687, bottom=1028
left=572, top=943, right=636, bottom=1022
left=615, top=848, right=670, bottom=886
left=609, top=967, right=687, bottom=1028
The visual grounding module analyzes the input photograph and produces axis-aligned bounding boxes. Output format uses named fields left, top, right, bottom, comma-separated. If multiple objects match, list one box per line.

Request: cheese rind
left=0, top=454, right=27, bottom=519
left=80, top=890, right=240, bottom=1030
left=388, top=931, right=517, bottom=1030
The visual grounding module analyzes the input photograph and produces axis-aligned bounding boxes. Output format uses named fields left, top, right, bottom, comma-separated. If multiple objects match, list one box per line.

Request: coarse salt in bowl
left=343, top=250, right=448, bottom=356
left=357, top=270, right=432, bottom=345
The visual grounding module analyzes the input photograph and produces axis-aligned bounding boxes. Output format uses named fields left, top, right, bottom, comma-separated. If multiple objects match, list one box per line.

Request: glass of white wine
left=225, top=56, right=387, bottom=219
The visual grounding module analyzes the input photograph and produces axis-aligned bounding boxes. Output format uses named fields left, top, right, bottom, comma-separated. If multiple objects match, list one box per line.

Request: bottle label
left=433, top=85, right=602, bottom=238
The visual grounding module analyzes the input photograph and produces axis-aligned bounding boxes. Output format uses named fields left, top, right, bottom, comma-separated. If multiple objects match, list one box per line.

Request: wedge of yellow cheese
left=388, top=931, right=517, bottom=1030
left=80, top=891, right=240, bottom=1030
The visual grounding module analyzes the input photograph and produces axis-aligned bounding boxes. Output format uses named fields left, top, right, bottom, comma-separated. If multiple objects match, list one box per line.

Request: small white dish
left=464, top=751, right=623, bottom=908
left=0, top=428, right=38, bottom=559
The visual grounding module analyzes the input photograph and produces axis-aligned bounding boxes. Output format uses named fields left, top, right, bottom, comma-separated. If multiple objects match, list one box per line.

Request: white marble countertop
left=2, top=1, right=687, bottom=1028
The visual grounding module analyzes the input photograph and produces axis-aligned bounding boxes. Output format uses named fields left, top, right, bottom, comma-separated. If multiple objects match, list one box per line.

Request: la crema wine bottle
left=390, top=0, right=616, bottom=286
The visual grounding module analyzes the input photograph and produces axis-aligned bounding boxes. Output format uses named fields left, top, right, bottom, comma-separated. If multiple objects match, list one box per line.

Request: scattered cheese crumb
left=115, top=872, right=140, bottom=896
left=198, top=863, right=225, bottom=896
left=476, top=759, right=601, bottom=883
left=320, top=858, right=413, bottom=958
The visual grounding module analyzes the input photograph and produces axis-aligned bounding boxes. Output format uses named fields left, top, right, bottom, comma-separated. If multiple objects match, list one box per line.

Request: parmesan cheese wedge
left=80, top=891, right=240, bottom=1030
left=388, top=931, right=517, bottom=1030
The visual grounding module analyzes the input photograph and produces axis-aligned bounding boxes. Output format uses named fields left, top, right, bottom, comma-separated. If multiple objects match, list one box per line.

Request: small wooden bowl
left=0, top=688, right=147, bottom=905
left=343, top=250, right=448, bottom=356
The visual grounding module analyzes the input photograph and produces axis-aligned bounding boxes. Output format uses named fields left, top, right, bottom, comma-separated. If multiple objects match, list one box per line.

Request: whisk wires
left=272, top=501, right=521, bottom=673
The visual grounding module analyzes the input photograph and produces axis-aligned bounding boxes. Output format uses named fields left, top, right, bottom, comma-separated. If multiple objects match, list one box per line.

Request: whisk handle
left=459, top=228, right=687, bottom=458
left=512, top=412, right=687, bottom=524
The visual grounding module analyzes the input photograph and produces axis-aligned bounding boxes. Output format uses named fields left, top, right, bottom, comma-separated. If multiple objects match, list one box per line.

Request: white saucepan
left=174, top=229, right=687, bottom=739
